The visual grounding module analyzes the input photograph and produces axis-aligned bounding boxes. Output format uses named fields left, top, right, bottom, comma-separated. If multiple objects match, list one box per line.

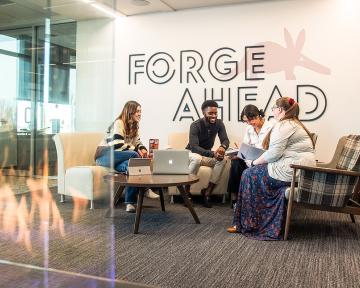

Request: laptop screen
left=128, top=158, right=151, bottom=175
left=152, top=150, right=189, bottom=175
left=128, top=158, right=151, bottom=167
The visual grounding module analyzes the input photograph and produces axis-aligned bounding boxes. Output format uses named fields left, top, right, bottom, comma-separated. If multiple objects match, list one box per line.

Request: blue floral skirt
left=233, top=164, right=290, bottom=240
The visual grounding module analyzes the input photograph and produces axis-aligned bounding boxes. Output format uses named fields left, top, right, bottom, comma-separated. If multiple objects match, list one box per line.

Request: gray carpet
left=0, top=192, right=359, bottom=288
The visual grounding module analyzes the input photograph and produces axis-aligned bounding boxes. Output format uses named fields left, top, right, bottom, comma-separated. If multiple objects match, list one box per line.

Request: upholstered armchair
left=53, top=132, right=110, bottom=209
left=284, top=135, right=360, bottom=240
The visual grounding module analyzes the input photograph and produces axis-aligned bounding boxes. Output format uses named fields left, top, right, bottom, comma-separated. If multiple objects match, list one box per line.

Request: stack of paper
left=225, top=148, right=239, bottom=156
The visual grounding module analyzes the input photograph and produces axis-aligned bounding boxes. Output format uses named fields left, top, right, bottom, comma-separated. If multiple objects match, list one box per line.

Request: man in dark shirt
left=185, top=100, right=230, bottom=208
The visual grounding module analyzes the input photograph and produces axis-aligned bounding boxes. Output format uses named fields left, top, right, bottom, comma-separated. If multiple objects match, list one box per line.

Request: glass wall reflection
left=0, top=22, right=76, bottom=176
left=0, top=0, right=119, bottom=285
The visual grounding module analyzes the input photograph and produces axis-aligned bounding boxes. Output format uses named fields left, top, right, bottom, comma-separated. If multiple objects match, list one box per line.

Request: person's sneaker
left=182, top=190, right=192, bottom=207
left=183, top=194, right=193, bottom=207
left=185, top=190, right=192, bottom=200
left=144, top=189, right=160, bottom=199
left=125, top=204, right=136, bottom=213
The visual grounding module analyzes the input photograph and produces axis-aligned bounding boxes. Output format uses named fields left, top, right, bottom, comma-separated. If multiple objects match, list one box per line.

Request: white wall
left=76, top=19, right=115, bottom=132
left=89, top=0, right=359, bottom=161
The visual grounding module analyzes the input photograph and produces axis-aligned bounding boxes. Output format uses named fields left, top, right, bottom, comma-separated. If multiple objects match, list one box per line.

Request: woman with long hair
left=95, top=100, right=153, bottom=212
left=227, top=104, right=273, bottom=208
left=227, top=97, right=316, bottom=240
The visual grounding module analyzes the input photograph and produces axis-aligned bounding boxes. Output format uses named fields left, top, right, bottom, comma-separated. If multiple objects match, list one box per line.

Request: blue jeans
left=96, top=150, right=139, bottom=204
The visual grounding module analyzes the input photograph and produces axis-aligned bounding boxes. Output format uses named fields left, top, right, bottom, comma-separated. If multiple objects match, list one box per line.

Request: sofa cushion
left=65, top=166, right=110, bottom=200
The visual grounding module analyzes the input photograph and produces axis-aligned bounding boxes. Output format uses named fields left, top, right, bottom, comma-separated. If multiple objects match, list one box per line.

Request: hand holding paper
left=237, top=143, right=265, bottom=160
left=244, top=159, right=253, bottom=167
left=225, top=147, right=239, bottom=156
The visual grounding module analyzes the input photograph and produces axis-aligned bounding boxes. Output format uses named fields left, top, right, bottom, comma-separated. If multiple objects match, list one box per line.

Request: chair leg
left=90, top=200, right=94, bottom=210
left=170, top=195, right=174, bottom=204
left=222, top=194, right=226, bottom=204
left=284, top=169, right=297, bottom=240
left=350, top=214, right=356, bottom=223
left=60, top=194, right=65, bottom=203
left=284, top=201, right=293, bottom=240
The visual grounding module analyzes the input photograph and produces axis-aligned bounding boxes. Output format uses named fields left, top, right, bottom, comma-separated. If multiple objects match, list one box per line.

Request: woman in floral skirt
left=227, top=97, right=316, bottom=240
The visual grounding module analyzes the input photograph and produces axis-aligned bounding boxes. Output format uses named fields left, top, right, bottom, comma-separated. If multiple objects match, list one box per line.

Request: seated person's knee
left=190, top=154, right=202, bottom=165
left=130, top=151, right=140, bottom=158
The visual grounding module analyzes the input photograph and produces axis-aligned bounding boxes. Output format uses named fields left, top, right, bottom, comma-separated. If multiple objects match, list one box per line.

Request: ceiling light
left=82, top=0, right=124, bottom=18
left=132, top=0, right=150, bottom=6
left=91, top=3, right=119, bottom=18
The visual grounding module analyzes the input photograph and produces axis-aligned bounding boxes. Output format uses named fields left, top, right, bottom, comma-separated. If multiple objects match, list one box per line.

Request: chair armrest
left=290, top=164, right=360, bottom=176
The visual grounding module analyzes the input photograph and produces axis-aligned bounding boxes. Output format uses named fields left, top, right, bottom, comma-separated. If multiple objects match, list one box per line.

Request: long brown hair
left=118, top=100, right=140, bottom=139
left=262, top=97, right=315, bottom=149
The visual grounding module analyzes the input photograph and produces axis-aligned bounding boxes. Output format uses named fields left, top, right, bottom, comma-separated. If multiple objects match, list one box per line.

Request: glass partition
left=0, top=30, right=31, bottom=171
left=0, top=22, right=76, bottom=176
left=0, top=1, right=122, bottom=286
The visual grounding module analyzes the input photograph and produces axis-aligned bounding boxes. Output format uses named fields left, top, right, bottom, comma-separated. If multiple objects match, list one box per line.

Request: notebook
left=225, top=147, right=239, bottom=156
left=152, top=150, right=190, bottom=175
left=237, top=143, right=265, bottom=160
left=127, top=158, right=152, bottom=176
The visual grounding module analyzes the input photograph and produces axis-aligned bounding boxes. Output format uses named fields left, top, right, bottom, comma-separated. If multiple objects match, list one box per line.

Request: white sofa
left=53, top=132, right=110, bottom=209
left=167, top=132, right=232, bottom=203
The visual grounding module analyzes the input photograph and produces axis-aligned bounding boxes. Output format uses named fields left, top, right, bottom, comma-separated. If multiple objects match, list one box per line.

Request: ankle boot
left=183, top=190, right=192, bottom=207
left=231, top=200, right=236, bottom=209
left=203, top=195, right=212, bottom=208
left=201, top=189, right=212, bottom=208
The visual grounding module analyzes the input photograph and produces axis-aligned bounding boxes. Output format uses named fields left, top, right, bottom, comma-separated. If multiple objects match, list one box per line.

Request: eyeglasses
left=242, top=118, right=256, bottom=124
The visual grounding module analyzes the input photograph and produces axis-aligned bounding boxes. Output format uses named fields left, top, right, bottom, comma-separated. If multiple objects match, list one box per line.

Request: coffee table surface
left=105, top=173, right=199, bottom=187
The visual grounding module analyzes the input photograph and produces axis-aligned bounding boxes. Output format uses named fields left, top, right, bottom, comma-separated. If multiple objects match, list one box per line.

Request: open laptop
left=237, top=143, right=265, bottom=160
left=152, top=150, right=190, bottom=175
left=127, top=158, right=152, bottom=176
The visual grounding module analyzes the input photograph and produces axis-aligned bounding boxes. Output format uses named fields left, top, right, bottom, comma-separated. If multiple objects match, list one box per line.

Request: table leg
left=177, top=185, right=200, bottom=224
left=159, top=188, right=165, bottom=212
left=114, top=184, right=125, bottom=207
left=134, top=188, right=145, bottom=234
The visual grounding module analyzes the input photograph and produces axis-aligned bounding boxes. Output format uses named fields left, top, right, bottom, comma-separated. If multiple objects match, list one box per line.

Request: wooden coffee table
left=104, top=173, right=200, bottom=233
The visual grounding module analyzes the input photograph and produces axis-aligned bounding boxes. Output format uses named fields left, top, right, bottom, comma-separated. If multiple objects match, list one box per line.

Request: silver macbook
left=237, top=143, right=265, bottom=160
left=128, top=158, right=152, bottom=175
left=152, top=150, right=190, bottom=175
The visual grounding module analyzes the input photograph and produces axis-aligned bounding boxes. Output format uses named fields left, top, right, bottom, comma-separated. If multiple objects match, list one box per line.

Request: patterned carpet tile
left=0, top=193, right=360, bottom=288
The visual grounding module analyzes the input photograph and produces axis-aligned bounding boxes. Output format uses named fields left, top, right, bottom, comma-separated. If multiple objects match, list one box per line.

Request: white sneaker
left=126, top=204, right=136, bottom=213
left=145, top=189, right=160, bottom=199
